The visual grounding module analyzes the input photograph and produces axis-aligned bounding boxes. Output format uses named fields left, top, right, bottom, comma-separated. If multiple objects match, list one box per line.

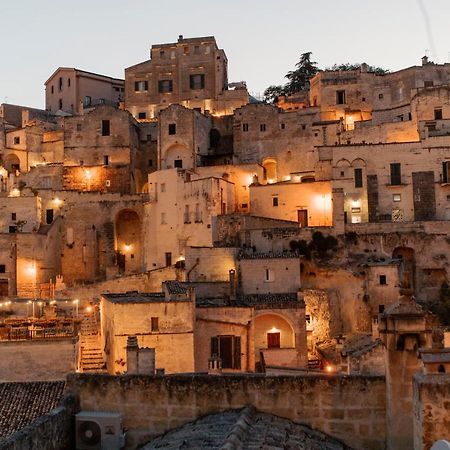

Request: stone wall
left=0, top=338, right=79, bottom=382
left=67, top=373, right=387, bottom=450
left=413, top=373, right=450, bottom=450
left=0, top=395, right=77, bottom=450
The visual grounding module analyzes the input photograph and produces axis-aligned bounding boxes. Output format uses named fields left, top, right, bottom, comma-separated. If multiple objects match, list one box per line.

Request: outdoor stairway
left=79, top=309, right=107, bottom=373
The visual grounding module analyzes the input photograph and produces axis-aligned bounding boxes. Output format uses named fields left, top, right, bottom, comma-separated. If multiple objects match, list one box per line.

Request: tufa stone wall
left=67, top=373, right=387, bottom=450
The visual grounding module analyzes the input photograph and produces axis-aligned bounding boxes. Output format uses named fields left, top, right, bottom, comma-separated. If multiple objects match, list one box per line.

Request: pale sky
left=1, top=0, right=449, bottom=109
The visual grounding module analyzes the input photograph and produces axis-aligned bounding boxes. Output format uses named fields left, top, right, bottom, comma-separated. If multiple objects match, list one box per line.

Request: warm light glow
left=268, top=327, right=281, bottom=333
left=53, top=198, right=63, bottom=207
left=246, top=175, right=254, bottom=186
left=73, top=299, right=79, bottom=304
left=177, top=255, right=185, bottom=262
left=325, top=365, right=334, bottom=373
left=84, top=169, right=92, bottom=180
left=351, top=199, right=361, bottom=208
left=283, top=175, right=291, bottom=182
left=26, top=264, right=36, bottom=277
left=9, top=188, right=20, bottom=198
left=123, top=244, right=132, bottom=253
left=86, top=306, right=93, bottom=313
left=267, top=178, right=275, bottom=184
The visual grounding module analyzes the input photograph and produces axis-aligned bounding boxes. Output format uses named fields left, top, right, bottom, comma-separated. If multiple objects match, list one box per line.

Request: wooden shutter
left=233, top=336, right=241, bottom=369
left=211, top=337, right=219, bottom=357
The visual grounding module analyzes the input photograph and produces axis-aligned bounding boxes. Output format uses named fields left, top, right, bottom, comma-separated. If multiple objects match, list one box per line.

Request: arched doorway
left=254, top=313, right=296, bottom=367
left=4, top=154, right=21, bottom=174
left=393, top=247, right=416, bottom=290
left=262, top=158, right=277, bottom=183
left=115, top=210, right=141, bottom=274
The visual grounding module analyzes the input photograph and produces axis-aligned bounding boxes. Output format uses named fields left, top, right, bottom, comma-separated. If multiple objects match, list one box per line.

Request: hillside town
left=0, top=35, right=449, bottom=450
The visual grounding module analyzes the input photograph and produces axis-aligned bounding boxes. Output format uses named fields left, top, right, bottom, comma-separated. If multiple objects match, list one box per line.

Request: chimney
left=422, top=55, right=429, bottom=66
left=138, top=347, right=156, bottom=375
left=178, top=34, right=184, bottom=41
left=126, top=335, right=139, bottom=374
left=360, top=63, right=368, bottom=73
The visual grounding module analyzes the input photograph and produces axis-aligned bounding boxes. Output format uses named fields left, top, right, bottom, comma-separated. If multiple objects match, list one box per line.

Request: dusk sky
left=1, top=0, right=450, bottom=109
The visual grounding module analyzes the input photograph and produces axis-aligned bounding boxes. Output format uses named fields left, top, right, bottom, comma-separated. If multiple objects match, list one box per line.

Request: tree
left=325, top=63, right=389, bottom=75
left=284, top=52, right=320, bottom=94
left=263, top=85, right=285, bottom=104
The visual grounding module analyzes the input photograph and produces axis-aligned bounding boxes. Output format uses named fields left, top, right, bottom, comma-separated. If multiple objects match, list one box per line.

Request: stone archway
left=162, top=144, right=191, bottom=170
left=115, top=209, right=141, bottom=274
left=262, top=157, right=277, bottom=182
left=4, top=154, right=20, bottom=174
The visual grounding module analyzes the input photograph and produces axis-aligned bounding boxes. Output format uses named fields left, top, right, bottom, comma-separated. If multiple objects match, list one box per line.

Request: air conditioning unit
left=75, top=411, right=125, bottom=450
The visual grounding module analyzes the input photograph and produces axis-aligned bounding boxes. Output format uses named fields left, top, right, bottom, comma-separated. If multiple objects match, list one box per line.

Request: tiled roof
left=420, top=348, right=450, bottom=364
left=196, top=293, right=303, bottom=309
left=238, top=250, right=300, bottom=260
left=141, top=406, right=354, bottom=450
left=102, top=292, right=166, bottom=304
left=165, top=281, right=188, bottom=295
left=0, top=381, right=65, bottom=440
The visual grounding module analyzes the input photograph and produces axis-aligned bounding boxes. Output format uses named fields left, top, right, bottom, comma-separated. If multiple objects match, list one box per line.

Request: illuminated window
left=393, top=193, right=401, bottom=202
left=158, top=80, right=173, bottom=93
left=190, top=74, right=205, bottom=90
left=134, top=80, right=148, bottom=92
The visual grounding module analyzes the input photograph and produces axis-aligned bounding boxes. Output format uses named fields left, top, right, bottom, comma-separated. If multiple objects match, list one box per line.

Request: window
left=165, top=252, right=172, bottom=267
left=393, top=193, right=401, bottom=202
left=148, top=159, right=153, bottom=167
left=101, top=120, right=110, bottom=136
left=51, top=86, right=54, bottom=94
left=183, top=46, right=190, bottom=55
left=264, top=268, right=274, bottom=282
left=390, top=163, right=401, bottom=185
left=58, top=99, right=63, bottom=110
left=242, top=123, right=249, bottom=132
left=9, top=226, right=17, bottom=233
left=195, top=203, right=202, bottom=222
left=83, top=96, right=91, bottom=107
left=354, top=168, right=363, bottom=188
left=161, top=183, right=166, bottom=193
left=424, top=80, right=434, bottom=88
left=59, top=77, right=63, bottom=91
left=13, top=136, right=20, bottom=145
left=174, top=159, right=183, bottom=168
left=168, top=123, right=176, bottom=135
left=0, top=265, right=5, bottom=273
left=438, top=364, right=446, bottom=373
left=336, top=90, right=346, bottom=104
left=138, top=112, right=147, bottom=119
left=379, top=304, right=385, bottom=313
left=151, top=317, right=159, bottom=332
left=434, top=108, right=443, bottom=120
left=340, top=171, right=345, bottom=177
left=68, top=78, right=71, bottom=87
left=160, top=50, right=165, bottom=58
left=378, top=93, right=384, bottom=99
left=184, top=205, right=190, bottom=223
left=103, top=155, right=109, bottom=166
left=77, top=123, right=82, bottom=132
left=161, top=212, right=167, bottom=224
left=379, top=275, right=387, bottom=285
left=105, top=180, right=111, bottom=187
left=260, top=123, right=266, bottom=132
left=194, top=45, right=200, bottom=54
left=134, top=80, right=148, bottom=92
left=190, top=74, right=205, bottom=90
left=443, top=161, right=450, bottom=183
left=158, top=79, right=173, bottom=93
left=11, top=213, right=16, bottom=221
left=272, top=196, right=279, bottom=207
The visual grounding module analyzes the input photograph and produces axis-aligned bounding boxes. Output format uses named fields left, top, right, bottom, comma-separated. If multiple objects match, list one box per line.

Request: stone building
left=45, top=67, right=124, bottom=114
left=125, top=35, right=248, bottom=119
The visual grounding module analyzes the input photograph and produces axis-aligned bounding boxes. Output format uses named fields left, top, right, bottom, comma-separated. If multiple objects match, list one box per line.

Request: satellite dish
left=431, top=441, right=450, bottom=450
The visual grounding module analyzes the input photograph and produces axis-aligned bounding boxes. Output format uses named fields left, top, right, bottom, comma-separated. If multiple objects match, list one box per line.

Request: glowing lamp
left=123, top=244, right=132, bottom=253
left=53, top=198, right=63, bottom=207
left=86, top=306, right=93, bottom=313
left=84, top=170, right=92, bottom=180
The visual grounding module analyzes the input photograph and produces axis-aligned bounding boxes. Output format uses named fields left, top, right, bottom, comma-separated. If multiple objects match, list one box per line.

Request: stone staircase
left=79, top=309, right=107, bottom=373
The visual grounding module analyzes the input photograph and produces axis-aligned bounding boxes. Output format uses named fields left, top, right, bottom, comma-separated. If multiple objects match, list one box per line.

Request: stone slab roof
left=0, top=381, right=65, bottom=440
left=102, top=292, right=166, bottom=304
left=141, top=406, right=354, bottom=450
left=420, top=348, right=450, bottom=364
left=196, top=293, right=303, bottom=309
left=165, top=281, right=188, bottom=295
left=238, top=250, right=300, bottom=260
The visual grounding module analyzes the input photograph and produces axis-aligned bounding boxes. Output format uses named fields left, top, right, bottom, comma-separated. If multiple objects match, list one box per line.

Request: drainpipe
left=186, top=258, right=200, bottom=282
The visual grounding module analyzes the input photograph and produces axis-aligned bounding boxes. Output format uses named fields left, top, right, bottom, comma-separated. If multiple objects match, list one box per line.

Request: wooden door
left=298, top=209, right=308, bottom=228
left=267, top=332, right=280, bottom=349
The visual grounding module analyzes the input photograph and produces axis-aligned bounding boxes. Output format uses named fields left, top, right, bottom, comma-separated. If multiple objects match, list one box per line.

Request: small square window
left=434, top=108, right=443, bottom=120
left=260, top=123, right=266, bottom=132
left=158, top=79, right=173, bottom=93
left=174, top=159, right=183, bottom=168
left=138, top=112, right=147, bottom=120
left=393, top=193, right=401, bottom=202
left=340, top=171, right=345, bottom=177
left=379, top=275, right=387, bottom=285
left=302, top=125, right=306, bottom=130
left=134, top=80, right=148, bottom=92
left=151, top=317, right=159, bottom=331
left=379, top=93, right=384, bottom=99
left=161, top=183, right=166, bottom=193
left=242, top=123, right=249, bottom=132
left=13, top=136, right=20, bottom=145
left=190, top=74, right=205, bottom=90
left=168, top=123, right=176, bottom=135
left=9, top=226, right=17, bottom=233
left=0, top=264, right=5, bottom=273
left=272, top=197, right=279, bottom=207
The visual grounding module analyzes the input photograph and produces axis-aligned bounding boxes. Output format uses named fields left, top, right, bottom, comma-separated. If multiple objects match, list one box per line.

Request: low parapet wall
left=67, top=373, right=386, bottom=450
